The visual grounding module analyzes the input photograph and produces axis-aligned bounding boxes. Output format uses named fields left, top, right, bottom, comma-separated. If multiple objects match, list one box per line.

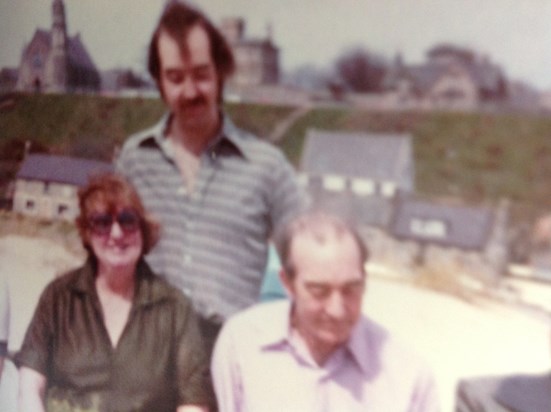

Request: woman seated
left=16, top=173, right=210, bottom=412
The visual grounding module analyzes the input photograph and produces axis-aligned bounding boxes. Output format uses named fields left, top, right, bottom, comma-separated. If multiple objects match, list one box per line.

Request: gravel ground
left=0, top=235, right=549, bottom=411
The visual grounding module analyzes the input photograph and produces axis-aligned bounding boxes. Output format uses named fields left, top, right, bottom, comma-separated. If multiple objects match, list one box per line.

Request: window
left=323, top=175, right=345, bottom=192
left=410, top=218, right=447, bottom=239
left=61, top=185, right=75, bottom=197
left=351, top=178, right=374, bottom=196
left=32, top=54, right=43, bottom=68
left=381, top=181, right=396, bottom=197
left=297, top=173, right=308, bottom=187
left=57, top=204, right=69, bottom=217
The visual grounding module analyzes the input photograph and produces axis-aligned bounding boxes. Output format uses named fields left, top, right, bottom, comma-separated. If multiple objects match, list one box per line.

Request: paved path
left=0, top=236, right=81, bottom=411
left=1, top=235, right=549, bottom=411
left=267, top=104, right=312, bottom=143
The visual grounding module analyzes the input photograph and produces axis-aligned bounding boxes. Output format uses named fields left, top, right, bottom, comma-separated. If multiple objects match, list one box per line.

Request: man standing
left=117, top=2, right=304, bottom=349
left=212, top=212, right=440, bottom=412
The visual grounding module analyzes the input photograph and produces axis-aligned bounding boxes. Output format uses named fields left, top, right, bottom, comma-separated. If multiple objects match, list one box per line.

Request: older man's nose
left=326, top=292, right=346, bottom=319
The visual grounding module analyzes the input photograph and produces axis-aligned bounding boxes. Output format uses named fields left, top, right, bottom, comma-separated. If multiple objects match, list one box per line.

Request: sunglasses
left=87, top=209, right=141, bottom=236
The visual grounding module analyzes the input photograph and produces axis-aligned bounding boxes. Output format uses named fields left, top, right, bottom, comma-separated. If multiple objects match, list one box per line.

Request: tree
left=334, top=47, right=387, bottom=93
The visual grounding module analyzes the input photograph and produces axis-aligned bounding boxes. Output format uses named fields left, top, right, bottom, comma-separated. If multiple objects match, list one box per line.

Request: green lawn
left=2, top=93, right=550, bottom=224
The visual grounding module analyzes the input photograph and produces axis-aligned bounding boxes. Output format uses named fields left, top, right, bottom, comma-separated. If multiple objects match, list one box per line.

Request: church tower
left=46, top=0, right=68, bottom=92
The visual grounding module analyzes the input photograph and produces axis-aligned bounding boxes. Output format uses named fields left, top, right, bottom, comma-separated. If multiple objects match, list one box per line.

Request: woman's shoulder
left=33, top=262, right=92, bottom=308
left=138, top=261, right=193, bottom=309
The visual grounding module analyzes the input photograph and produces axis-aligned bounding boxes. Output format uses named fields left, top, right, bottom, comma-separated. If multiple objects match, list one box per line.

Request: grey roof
left=384, top=60, right=504, bottom=96
left=466, top=62, right=504, bottom=92
left=301, top=129, right=413, bottom=182
left=67, top=34, right=99, bottom=74
left=17, top=154, right=113, bottom=186
left=32, top=29, right=51, bottom=47
left=390, top=198, right=494, bottom=250
left=408, top=64, right=448, bottom=93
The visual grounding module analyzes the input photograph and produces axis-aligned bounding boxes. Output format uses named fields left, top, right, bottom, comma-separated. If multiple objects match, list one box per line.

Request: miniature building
left=383, top=44, right=507, bottom=111
left=301, top=129, right=414, bottom=197
left=390, top=198, right=494, bottom=250
left=13, top=154, right=112, bottom=220
left=16, top=0, right=100, bottom=93
left=300, top=129, right=414, bottom=226
left=221, top=17, right=279, bottom=86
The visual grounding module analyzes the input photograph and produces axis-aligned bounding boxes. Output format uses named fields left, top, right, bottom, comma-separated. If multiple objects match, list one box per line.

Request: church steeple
left=52, top=0, right=67, bottom=36
left=49, top=0, right=68, bottom=91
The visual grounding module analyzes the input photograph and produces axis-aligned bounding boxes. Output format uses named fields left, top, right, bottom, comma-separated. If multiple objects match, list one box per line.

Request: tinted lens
left=88, top=213, right=113, bottom=235
left=117, top=210, right=140, bottom=233
left=87, top=209, right=140, bottom=235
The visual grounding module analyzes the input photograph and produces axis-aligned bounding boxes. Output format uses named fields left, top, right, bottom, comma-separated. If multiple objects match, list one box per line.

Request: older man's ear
left=279, top=269, right=293, bottom=298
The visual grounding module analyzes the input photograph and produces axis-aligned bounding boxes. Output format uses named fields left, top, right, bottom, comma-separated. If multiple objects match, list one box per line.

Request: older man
left=212, top=212, right=439, bottom=412
left=117, top=1, right=304, bottom=352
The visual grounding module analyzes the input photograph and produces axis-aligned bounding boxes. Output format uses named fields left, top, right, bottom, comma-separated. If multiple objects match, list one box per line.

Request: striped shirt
left=116, top=113, right=305, bottom=320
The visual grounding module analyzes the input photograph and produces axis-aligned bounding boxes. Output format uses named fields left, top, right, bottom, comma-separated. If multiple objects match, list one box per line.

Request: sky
left=1, top=0, right=550, bottom=90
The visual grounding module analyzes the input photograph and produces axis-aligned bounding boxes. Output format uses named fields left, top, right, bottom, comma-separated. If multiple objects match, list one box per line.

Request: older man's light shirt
left=212, top=301, right=439, bottom=412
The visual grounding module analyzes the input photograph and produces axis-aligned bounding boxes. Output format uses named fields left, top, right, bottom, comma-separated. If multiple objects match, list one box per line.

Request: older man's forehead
left=292, top=229, right=360, bottom=256
left=291, top=232, right=364, bottom=278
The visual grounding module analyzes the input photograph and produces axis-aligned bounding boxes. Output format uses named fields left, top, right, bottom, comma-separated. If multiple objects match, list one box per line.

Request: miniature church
left=16, top=0, right=100, bottom=93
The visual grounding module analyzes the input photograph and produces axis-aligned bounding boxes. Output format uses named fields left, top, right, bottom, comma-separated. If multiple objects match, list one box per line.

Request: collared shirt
left=15, top=258, right=210, bottom=412
left=212, top=301, right=440, bottom=412
left=0, top=276, right=8, bottom=356
left=116, top=113, right=305, bottom=320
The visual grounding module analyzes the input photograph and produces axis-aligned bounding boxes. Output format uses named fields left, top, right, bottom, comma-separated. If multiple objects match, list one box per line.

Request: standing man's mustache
left=181, top=96, right=206, bottom=108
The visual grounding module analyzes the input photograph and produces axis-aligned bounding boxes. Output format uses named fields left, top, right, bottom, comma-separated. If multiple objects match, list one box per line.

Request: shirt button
left=183, top=288, right=191, bottom=296
left=177, top=186, right=187, bottom=195
left=183, top=254, right=192, bottom=264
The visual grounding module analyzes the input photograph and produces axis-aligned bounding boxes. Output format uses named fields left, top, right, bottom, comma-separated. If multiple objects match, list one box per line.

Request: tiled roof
left=17, top=154, right=113, bottom=186
left=301, top=129, right=413, bottom=183
left=390, top=197, right=494, bottom=250
left=67, top=34, right=98, bottom=73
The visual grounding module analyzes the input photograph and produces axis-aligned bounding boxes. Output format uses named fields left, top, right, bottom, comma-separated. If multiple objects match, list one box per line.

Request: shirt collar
left=69, top=257, right=172, bottom=307
left=257, top=301, right=372, bottom=376
left=346, top=317, right=377, bottom=376
left=138, top=111, right=254, bottom=161
left=256, top=300, right=294, bottom=349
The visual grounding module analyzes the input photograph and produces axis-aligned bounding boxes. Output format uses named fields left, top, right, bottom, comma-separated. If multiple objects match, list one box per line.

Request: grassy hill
left=1, top=93, right=550, bottom=224
left=280, top=108, right=551, bottom=224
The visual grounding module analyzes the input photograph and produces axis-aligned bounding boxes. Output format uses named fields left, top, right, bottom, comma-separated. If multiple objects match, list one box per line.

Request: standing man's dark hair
left=148, top=1, right=234, bottom=101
